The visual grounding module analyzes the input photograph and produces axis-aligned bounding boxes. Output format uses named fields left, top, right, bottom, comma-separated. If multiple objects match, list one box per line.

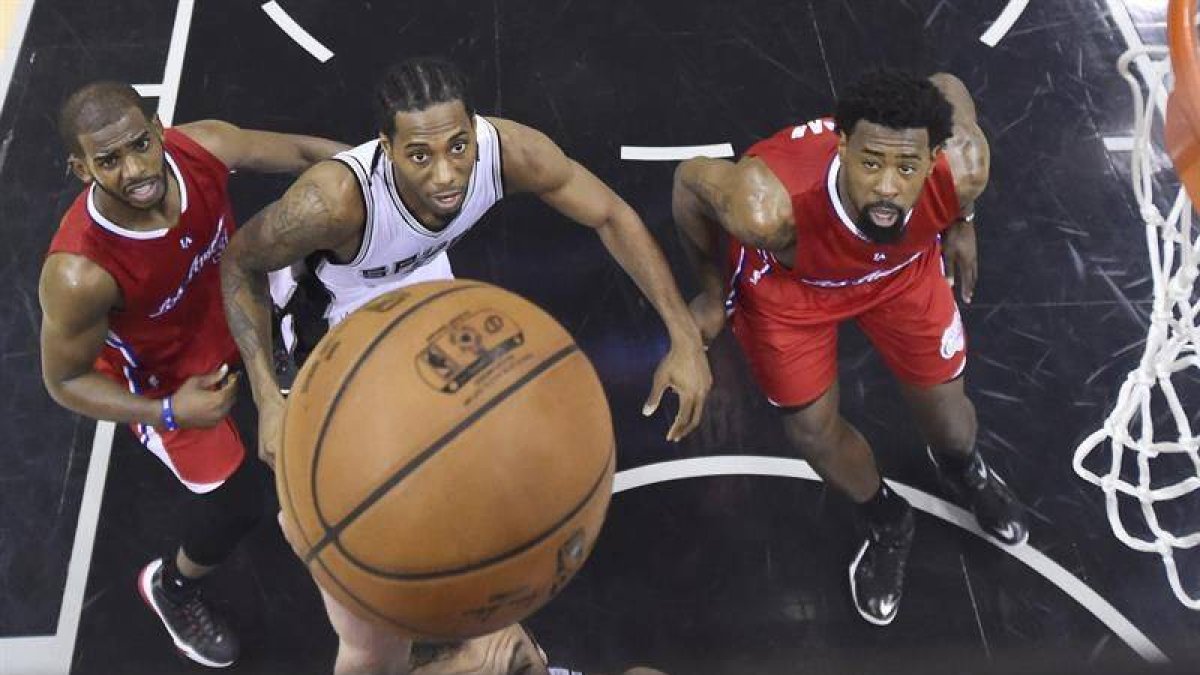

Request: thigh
left=857, top=259, right=966, bottom=388
left=731, top=309, right=838, bottom=408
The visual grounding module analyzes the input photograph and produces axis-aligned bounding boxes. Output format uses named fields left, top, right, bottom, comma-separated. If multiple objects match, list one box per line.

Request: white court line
left=979, top=0, right=1031, bottom=47
left=620, top=143, right=734, bottom=161
left=261, top=1, right=333, bottom=63
left=0, top=1, right=194, bottom=673
left=132, top=83, right=164, bottom=98
left=614, top=456, right=1169, bottom=664
left=0, top=0, right=38, bottom=117
left=1104, top=135, right=1136, bottom=152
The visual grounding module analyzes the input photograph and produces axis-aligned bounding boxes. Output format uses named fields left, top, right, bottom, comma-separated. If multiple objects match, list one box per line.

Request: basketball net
left=1073, top=0, right=1200, bottom=610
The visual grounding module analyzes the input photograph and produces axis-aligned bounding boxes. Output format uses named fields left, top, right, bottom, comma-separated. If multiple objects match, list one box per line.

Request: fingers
left=961, top=257, right=978, bottom=304
left=666, top=386, right=707, bottom=442
left=193, top=363, right=230, bottom=388
left=642, top=371, right=667, bottom=418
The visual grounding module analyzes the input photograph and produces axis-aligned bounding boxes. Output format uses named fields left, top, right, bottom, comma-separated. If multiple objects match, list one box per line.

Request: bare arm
left=929, top=73, right=989, bottom=212
left=177, top=120, right=349, bottom=174
left=39, top=254, right=164, bottom=425
left=492, top=117, right=710, bottom=441
left=672, top=157, right=792, bottom=315
left=220, top=161, right=364, bottom=405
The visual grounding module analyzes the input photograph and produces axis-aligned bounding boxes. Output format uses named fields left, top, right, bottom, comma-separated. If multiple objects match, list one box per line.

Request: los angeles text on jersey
left=150, top=218, right=229, bottom=318
left=359, top=231, right=468, bottom=280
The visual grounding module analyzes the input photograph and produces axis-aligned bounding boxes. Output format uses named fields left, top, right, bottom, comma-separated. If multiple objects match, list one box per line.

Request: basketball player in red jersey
left=673, top=70, right=1029, bottom=626
left=39, top=81, right=348, bottom=667
left=226, top=58, right=709, bottom=674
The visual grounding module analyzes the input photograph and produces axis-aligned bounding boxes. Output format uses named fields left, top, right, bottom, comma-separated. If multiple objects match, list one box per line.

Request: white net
left=1073, top=44, right=1200, bottom=609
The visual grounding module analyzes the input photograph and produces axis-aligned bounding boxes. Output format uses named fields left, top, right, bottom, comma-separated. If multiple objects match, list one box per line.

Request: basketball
left=276, top=280, right=615, bottom=639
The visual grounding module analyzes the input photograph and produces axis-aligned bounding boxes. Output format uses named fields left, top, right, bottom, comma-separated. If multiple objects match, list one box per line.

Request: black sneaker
left=928, top=448, right=1029, bottom=547
left=849, top=506, right=914, bottom=626
left=137, top=558, right=239, bottom=668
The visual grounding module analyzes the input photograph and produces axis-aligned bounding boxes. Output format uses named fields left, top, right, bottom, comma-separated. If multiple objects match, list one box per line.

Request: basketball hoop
left=1073, top=0, right=1200, bottom=610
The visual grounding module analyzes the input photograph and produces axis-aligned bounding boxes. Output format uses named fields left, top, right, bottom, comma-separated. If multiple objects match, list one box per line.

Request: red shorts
left=130, top=416, right=247, bottom=494
left=727, top=245, right=966, bottom=407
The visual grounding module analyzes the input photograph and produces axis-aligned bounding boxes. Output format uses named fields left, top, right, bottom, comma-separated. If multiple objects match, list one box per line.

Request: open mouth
left=867, top=205, right=900, bottom=228
left=431, top=189, right=464, bottom=210
left=125, top=178, right=162, bottom=203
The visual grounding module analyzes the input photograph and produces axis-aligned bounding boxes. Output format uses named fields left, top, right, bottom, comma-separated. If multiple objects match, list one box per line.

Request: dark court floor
left=4, top=0, right=1200, bottom=673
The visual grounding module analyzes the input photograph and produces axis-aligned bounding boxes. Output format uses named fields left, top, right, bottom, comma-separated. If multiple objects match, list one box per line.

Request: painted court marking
left=620, top=143, right=734, bottom=161
left=615, top=455, right=1169, bottom=664
left=979, top=0, right=1030, bottom=47
left=261, top=1, right=334, bottom=63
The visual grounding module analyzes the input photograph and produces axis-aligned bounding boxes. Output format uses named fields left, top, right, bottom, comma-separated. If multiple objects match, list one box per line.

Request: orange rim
left=1167, top=0, right=1200, bottom=202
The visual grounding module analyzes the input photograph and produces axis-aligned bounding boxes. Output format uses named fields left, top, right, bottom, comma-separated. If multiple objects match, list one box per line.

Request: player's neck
left=93, top=171, right=180, bottom=232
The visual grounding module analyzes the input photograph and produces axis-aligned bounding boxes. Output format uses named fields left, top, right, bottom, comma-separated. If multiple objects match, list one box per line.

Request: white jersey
left=272, top=114, right=504, bottom=332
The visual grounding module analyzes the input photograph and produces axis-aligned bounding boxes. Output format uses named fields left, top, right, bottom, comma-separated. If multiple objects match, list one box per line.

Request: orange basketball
left=277, top=280, right=614, bottom=639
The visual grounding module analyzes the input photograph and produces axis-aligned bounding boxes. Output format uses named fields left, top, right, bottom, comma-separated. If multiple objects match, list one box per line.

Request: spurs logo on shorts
left=940, top=307, right=965, bottom=359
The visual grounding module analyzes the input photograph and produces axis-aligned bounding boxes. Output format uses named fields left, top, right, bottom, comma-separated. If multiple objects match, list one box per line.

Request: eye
left=410, top=152, right=429, bottom=164
left=898, top=165, right=916, bottom=176
left=450, top=141, right=468, bottom=154
left=863, top=160, right=880, bottom=170
left=134, top=137, right=151, bottom=151
left=97, top=156, right=117, bottom=169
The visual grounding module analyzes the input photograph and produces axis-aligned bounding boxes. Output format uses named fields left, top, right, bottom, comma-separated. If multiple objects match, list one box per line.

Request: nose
left=431, top=156, right=455, bottom=189
left=122, top=152, right=149, bottom=182
left=875, top=169, right=900, bottom=200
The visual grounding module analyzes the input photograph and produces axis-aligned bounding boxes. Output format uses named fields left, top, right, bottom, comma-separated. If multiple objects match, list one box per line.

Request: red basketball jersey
left=742, top=117, right=961, bottom=287
left=47, top=128, right=239, bottom=399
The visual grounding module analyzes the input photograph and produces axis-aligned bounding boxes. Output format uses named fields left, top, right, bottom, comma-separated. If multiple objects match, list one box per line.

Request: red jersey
left=47, top=128, right=239, bottom=399
left=741, top=117, right=960, bottom=288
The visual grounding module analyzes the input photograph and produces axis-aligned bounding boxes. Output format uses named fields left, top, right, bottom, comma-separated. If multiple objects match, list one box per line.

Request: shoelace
left=177, top=593, right=219, bottom=641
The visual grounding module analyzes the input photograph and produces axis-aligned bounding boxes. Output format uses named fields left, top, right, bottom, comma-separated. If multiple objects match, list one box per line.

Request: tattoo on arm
left=222, top=181, right=337, bottom=398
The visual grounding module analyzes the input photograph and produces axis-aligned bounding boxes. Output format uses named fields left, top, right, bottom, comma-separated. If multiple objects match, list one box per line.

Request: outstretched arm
left=492, top=117, right=710, bottom=442
left=930, top=73, right=989, bottom=303
left=220, top=161, right=363, bottom=466
left=177, top=119, right=349, bottom=174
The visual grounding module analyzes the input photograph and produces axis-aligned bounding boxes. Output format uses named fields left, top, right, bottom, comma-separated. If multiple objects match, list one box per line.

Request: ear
left=150, top=114, right=165, bottom=139
left=837, top=132, right=848, bottom=161
left=67, top=155, right=92, bottom=184
left=378, top=132, right=392, bottom=157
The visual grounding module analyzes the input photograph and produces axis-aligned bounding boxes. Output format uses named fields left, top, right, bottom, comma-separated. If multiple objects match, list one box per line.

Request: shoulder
left=281, top=159, right=364, bottom=228
left=171, top=120, right=238, bottom=166
left=39, top=253, right=121, bottom=321
left=729, top=156, right=793, bottom=229
left=487, top=116, right=570, bottom=193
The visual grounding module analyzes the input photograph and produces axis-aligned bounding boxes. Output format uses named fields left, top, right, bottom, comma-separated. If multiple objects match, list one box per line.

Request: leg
left=899, top=375, right=977, bottom=462
left=778, top=380, right=881, bottom=503
left=138, top=426, right=264, bottom=668
left=727, top=280, right=913, bottom=626
left=862, top=257, right=1027, bottom=545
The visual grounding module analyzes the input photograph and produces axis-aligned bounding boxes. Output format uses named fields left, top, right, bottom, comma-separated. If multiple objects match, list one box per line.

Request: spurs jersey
left=309, top=114, right=504, bottom=325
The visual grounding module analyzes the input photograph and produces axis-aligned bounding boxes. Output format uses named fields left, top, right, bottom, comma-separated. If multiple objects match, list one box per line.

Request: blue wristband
left=161, top=396, right=179, bottom=431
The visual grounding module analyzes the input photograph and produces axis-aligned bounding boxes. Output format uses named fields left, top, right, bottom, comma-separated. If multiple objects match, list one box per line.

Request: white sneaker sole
left=137, top=559, right=235, bottom=669
left=848, top=539, right=899, bottom=626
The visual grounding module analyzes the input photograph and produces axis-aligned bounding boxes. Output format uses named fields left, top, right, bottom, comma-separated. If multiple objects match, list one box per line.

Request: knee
left=781, top=409, right=845, bottom=464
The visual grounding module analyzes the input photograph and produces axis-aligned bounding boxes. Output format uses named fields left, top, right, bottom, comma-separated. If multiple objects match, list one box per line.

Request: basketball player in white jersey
left=221, top=57, right=709, bottom=674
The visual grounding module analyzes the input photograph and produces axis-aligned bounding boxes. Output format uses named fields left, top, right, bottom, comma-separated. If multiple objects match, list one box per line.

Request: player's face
left=837, top=120, right=937, bottom=244
left=69, top=108, right=168, bottom=211
left=382, top=100, right=477, bottom=222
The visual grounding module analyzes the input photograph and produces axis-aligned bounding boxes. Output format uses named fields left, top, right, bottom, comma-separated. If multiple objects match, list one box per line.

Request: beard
left=856, top=200, right=908, bottom=244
